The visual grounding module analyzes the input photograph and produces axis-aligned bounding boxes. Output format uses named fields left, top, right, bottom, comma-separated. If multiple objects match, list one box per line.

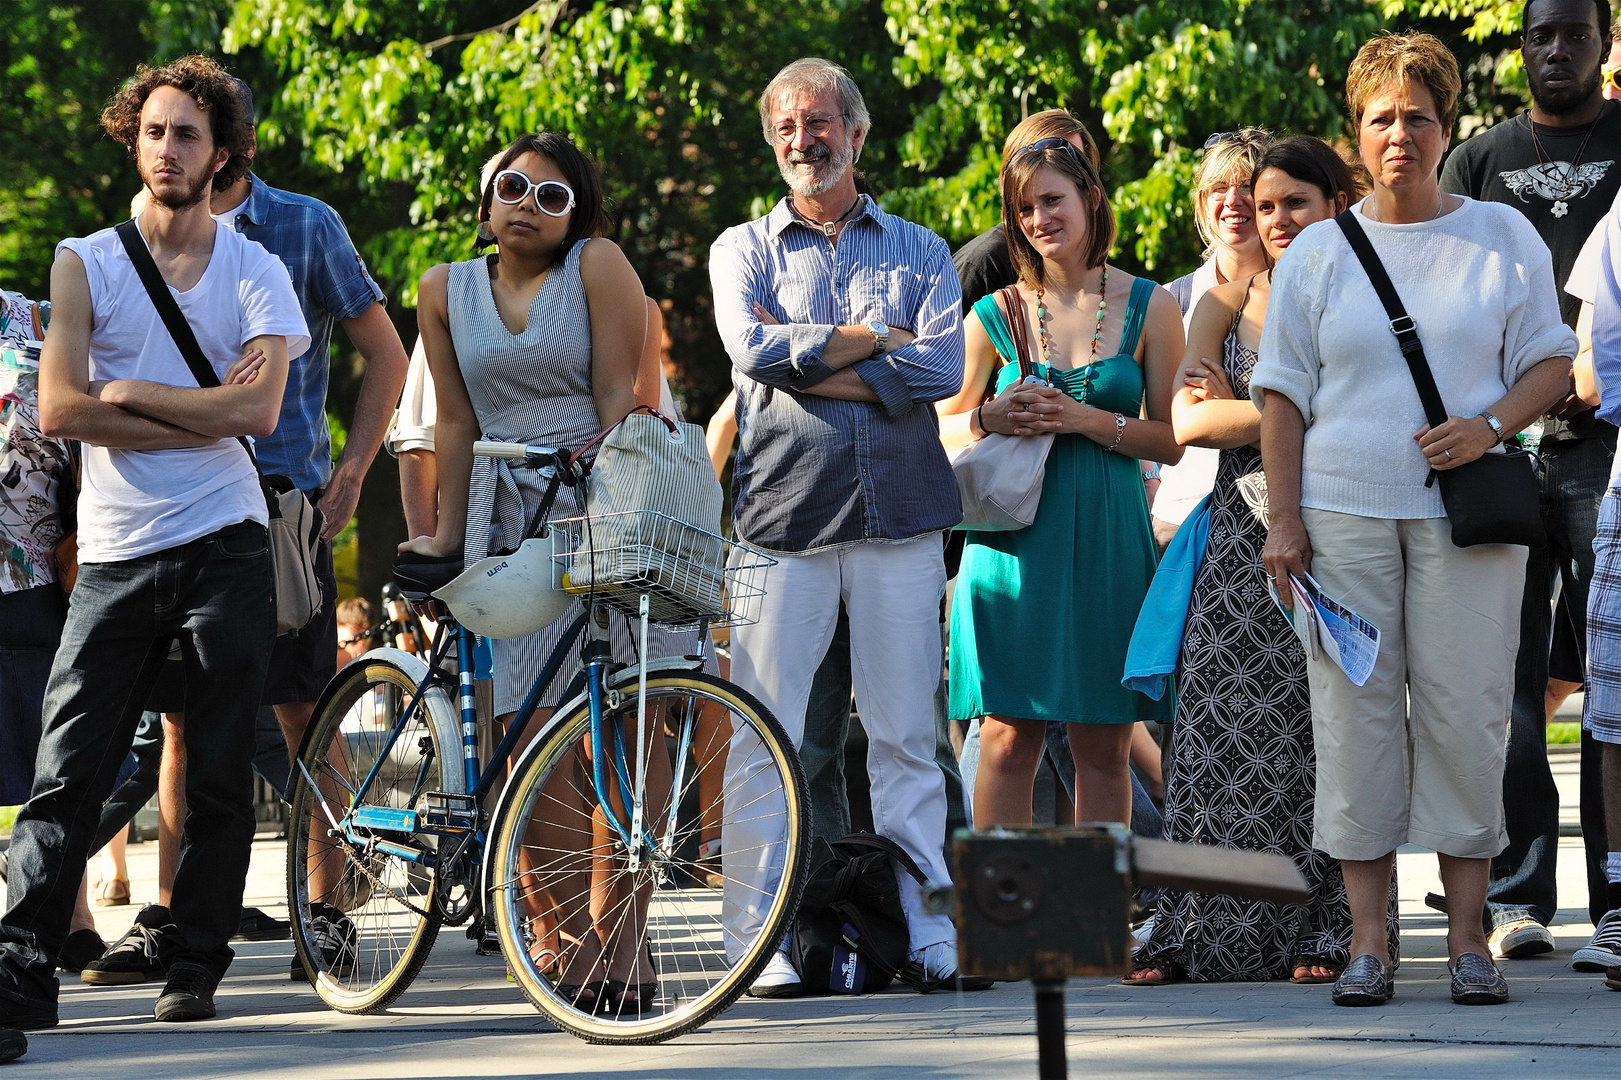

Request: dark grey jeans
left=1493, top=435, right=1611, bottom=926
left=0, top=521, right=274, bottom=1011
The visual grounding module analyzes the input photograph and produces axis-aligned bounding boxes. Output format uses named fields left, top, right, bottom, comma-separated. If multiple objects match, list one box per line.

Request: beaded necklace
left=1036, top=264, right=1109, bottom=369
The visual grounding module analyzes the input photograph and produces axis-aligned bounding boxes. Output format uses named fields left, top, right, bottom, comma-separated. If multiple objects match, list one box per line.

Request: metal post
left=1033, top=979, right=1067, bottom=1080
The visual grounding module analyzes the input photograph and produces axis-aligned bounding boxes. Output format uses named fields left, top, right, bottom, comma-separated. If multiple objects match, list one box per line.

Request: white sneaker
left=747, top=949, right=802, bottom=998
left=1573, top=908, right=1621, bottom=972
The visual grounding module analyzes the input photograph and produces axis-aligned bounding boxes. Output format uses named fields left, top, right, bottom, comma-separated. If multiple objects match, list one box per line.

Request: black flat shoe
left=1331, top=953, right=1394, bottom=1007
left=1449, top=951, right=1508, bottom=1005
left=556, top=980, right=606, bottom=1012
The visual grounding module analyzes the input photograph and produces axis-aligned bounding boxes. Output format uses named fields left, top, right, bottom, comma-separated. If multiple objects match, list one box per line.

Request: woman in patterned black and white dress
left=1129, top=137, right=1380, bottom=985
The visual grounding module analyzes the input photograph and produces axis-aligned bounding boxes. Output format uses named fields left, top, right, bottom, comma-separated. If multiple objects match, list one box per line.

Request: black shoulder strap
left=1333, top=210, right=1449, bottom=430
left=113, top=219, right=260, bottom=470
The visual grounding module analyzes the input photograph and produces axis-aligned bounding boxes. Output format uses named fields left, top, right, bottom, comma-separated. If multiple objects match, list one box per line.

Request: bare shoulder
left=577, top=236, right=635, bottom=280
left=1185, top=279, right=1245, bottom=333
left=417, top=262, right=452, bottom=303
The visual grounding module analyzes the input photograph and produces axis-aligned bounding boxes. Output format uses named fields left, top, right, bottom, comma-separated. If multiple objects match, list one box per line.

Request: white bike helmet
left=433, top=538, right=571, bottom=639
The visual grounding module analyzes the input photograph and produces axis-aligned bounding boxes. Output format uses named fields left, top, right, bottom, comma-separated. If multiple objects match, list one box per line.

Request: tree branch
left=422, top=0, right=566, bottom=55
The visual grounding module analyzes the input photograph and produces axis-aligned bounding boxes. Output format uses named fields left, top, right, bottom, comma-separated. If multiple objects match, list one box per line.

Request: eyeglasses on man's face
left=773, top=113, right=844, bottom=143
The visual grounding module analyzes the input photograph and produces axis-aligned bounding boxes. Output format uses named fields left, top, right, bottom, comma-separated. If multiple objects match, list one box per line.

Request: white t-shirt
left=1251, top=196, right=1575, bottom=519
left=1153, top=259, right=1221, bottom=526
left=57, top=219, right=309, bottom=562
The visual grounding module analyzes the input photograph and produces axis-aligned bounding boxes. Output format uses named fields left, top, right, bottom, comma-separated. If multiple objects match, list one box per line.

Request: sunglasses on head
left=1009, top=136, right=1086, bottom=169
left=491, top=170, right=576, bottom=217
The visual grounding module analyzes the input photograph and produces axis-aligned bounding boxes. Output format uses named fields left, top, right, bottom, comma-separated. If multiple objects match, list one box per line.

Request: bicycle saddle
left=392, top=550, right=465, bottom=599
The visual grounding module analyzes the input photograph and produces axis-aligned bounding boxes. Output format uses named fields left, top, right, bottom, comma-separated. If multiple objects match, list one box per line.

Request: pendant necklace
left=1530, top=118, right=1598, bottom=218
left=789, top=194, right=862, bottom=238
left=1037, top=264, right=1109, bottom=374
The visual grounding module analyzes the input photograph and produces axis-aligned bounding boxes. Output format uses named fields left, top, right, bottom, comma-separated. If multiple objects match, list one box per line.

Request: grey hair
left=757, top=57, right=871, bottom=144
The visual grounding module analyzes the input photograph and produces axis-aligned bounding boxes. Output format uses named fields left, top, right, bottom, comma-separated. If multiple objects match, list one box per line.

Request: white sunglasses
left=491, top=170, right=576, bottom=217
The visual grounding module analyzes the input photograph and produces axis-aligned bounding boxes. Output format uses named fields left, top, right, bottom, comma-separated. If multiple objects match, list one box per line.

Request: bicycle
left=285, top=436, right=809, bottom=1043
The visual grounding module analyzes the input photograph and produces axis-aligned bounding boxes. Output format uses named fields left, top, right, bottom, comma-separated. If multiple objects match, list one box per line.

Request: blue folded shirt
left=1121, top=495, right=1213, bottom=701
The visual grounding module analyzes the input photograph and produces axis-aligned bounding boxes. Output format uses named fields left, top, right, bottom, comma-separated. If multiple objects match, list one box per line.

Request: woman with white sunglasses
left=398, top=132, right=660, bottom=1012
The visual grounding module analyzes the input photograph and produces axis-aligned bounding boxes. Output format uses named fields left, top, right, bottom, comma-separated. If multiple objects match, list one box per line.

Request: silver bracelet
left=1104, top=413, right=1127, bottom=452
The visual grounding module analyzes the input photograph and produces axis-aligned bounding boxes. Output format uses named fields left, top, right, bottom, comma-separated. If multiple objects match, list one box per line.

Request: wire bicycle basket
left=550, top=510, right=774, bottom=628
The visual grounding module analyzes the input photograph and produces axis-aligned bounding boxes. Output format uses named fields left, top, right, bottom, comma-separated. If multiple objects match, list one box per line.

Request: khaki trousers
left=1301, top=509, right=1525, bottom=861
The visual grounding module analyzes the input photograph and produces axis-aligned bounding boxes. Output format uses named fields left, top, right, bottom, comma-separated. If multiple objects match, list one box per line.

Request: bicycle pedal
left=417, top=792, right=479, bottom=833
left=470, top=923, right=503, bottom=956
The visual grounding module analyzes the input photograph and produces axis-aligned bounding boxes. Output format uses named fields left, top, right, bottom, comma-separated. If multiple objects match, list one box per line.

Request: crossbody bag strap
left=1333, top=210, right=1449, bottom=431
left=113, top=219, right=263, bottom=472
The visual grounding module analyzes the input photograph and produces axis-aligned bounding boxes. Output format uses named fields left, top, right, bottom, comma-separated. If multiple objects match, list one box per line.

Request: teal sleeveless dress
left=949, top=276, right=1171, bottom=725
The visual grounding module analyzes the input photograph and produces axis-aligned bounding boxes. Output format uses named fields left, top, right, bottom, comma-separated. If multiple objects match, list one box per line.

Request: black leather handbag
left=1335, top=211, right=1543, bottom=549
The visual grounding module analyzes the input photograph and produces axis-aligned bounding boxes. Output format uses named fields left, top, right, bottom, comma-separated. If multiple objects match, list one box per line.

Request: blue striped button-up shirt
left=710, top=196, right=964, bottom=554
left=219, top=175, right=385, bottom=492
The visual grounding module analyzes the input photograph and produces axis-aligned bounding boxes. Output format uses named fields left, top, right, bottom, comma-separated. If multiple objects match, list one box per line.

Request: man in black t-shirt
left=1439, top=0, right=1617, bottom=954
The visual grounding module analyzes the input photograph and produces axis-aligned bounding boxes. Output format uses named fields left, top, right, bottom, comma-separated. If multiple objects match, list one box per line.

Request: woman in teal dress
left=938, top=136, right=1184, bottom=827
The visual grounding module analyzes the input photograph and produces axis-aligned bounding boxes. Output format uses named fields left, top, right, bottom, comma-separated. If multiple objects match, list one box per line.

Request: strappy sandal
left=1331, top=953, right=1393, bottom=1006
left=602, top=940, right=658, bottom=1015
left=1289, top=956, right=1343, bottom=984
left=1449, top=951, right=1508, bottom=1005
left=1122, top=961, right=1183, bottom=986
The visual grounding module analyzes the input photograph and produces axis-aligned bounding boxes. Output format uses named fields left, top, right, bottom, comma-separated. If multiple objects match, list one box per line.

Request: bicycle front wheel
left=288, top=656, right=448, bottom=1013
left=490, top=671, right=808, bottom=1044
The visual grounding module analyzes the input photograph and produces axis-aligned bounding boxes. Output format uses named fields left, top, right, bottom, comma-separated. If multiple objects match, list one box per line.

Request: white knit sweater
left=1251, top=196, right=1577, bottom=520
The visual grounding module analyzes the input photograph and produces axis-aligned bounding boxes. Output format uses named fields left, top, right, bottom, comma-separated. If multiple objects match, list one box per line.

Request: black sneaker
left=81, top=905, right=170, bottom=985
left=0, top=1027, right=25, bottom=1064
left=153, top=961, right=216, bottom=1022
left=291, top=903, right=357, bottom=982
left=58, top=928, right=109, bottom=974
left=233, top=907, right=291, bottom=942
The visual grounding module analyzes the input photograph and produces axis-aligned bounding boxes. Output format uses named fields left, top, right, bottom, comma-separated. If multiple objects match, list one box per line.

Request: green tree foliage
left=0, top=2, right=229, bottom=296
left=0, top=0, right=1544, bottom=594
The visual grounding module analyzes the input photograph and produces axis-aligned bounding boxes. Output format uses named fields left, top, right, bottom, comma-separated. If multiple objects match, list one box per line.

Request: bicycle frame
left=323, top=597, right=706, bottom=886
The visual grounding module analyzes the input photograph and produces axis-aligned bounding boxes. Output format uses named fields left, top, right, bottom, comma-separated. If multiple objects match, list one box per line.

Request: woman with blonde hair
left=1255, top=33, right=1577, bottom=1007
left=1154, top=129, right=1274, bottom=548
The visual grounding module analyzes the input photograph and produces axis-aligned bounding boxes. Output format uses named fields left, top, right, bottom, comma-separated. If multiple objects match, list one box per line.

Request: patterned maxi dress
left=1136, top=294, right=1365, bottom=980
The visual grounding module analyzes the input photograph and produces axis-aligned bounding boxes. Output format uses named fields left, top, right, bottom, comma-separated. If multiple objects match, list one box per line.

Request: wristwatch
left=1478, top=410, right=1505, bottom=447
left=866, top=319, right=890, bottom=357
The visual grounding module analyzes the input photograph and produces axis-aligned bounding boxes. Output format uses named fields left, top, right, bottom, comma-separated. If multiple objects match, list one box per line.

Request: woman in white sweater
left=1252, top=33, right=1577, bottom=1009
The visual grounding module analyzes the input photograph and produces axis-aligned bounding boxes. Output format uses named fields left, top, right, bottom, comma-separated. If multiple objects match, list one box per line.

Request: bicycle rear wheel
left=288, top=656, right=447, bottom=1013
left=490, top=671, right=808, bottom=1043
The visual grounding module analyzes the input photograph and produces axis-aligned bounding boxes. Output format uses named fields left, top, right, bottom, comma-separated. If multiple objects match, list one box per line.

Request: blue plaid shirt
left=216, top=175, right=384, bottom=491
left=710, top=196, right=964, bottom=553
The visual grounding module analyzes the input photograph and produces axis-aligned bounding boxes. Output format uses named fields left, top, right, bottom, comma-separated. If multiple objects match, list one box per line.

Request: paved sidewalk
left=6, top=754, right=1617, bottom=1078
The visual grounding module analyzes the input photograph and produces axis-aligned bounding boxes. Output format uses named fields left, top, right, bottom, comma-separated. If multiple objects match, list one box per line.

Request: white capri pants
left=1301, top=509, right=1525, bottom=862
left=720, top=533, right=954, bottom=959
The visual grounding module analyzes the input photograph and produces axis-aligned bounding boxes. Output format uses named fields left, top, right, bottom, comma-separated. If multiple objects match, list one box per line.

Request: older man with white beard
left=708, top=57, right=981, bottom=998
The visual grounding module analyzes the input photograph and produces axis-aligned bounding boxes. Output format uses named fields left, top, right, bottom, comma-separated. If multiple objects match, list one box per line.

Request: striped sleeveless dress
left=447, top=239, right=688, bottom=713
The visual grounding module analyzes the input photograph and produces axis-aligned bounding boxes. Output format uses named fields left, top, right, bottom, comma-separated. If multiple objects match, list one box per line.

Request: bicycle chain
left=332, top=833, right=434, bottom=921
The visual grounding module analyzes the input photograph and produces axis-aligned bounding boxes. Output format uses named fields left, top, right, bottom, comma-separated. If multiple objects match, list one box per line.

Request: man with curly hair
left=0, top=55, right=307, bottom=1028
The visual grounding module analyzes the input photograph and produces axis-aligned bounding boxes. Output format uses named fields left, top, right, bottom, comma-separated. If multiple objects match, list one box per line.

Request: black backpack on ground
left=790, top=832, right=935, bottom=995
